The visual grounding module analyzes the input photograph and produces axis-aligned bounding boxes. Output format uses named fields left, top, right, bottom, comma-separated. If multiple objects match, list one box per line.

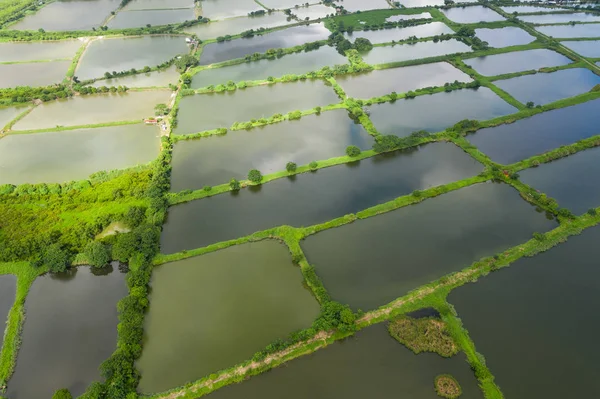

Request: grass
left=324, top=8, right=432, bottom=31
left=434, top=374, right=463, bottom=399
left=388, top=316, right=459, bottom=357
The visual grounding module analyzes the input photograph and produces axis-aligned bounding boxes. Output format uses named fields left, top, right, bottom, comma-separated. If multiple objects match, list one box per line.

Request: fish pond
left=206, top=324, right=483, bottom=399
left=301, top=182, right=556, bottom=310
left=336, top=62, right=471, bottom=99
left=474, top=27, right=535, bottom=48
left=0, top=61, right=71, bottom=89
left=199, top=0, right=269, bottom=20
left=108, top=8, right=196, bottom=29
left=332, top=0, right=390, bottom=12
left=561, top=39, right=600, bottom=57
left=161, top=142, right=483, bottom=253
left=171, top=110, right=372, bottom=191
left=0, top=105, right=28, bottom=128
left=0, top=275, right=16, bottom=353
left=362, top=39, right=471, bottom=65
left=185, top=12, right=292, bottom=39
left=520, top=12, right=600, bottom=24
left=293, top=4, right=335, bottom=20
left=6, top=265, right=127, bottom=399
left=386, top=12, right=432, bottom=21
left=368, top=87, right=516, bottom=137
left=90, top=65, right=180, bottom=88
left=174, top=80, right=339, bottom=135
left=122, top=0, right=194, bottom=10
left=0, top=40, right=81, bottom=62
left=136, top=241, right=320, bottom=394
left=467, top=99, right=600, bottom=164
left=199, top=23, right=331, bottom=65
left=442, top=6, right=505, bottom=24
left=343, top=22, right=454, bottom=44
left=500, top=5, right=569, bottom=13
left=0, top=124, right=160, bottom=185
left=494, top=68, right=600, bottom=105
left=535, top=23, right=600, bottom=38
left=448, top=224, right=600, bottom=399
left=463, top=48, right=571, bottom=76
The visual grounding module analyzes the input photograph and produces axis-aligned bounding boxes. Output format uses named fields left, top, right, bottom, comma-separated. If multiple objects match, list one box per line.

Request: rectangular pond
left=536, top=24, right=600, bottom=38
left=12, top=90, right=171, bottom=131
left=520, top=12, right=600, bottom=24
left=8, top=0, right=119, bottom=31
left=6, top=265, right=127, bottom=399
left=108, top=8, right=196, bottom=29
left=386, top=12, right=432, bottom=21
left=123, top=0, right=194, bottom=10
left=336, top=62, right=471, bottom=99
left=474, top=27, right=535, bottom=48
left=161, top=141, right=484, bottom=253
left=76, top=36, right=190, bottom=81
left=343, top=22, right=454, bottom=44
left=185, top=12, right=292, bottom=39
left=362, top=39, right=472, bottom=65
left=447, top=224, right=600, bottom=399
left=500, top=6, right=570, bottom=13
left=368, top=87, right=516, bottom=137
left=0, top=124, right=160, bottom=185
left=519, top=146, right=600, bottom=215
left=199, top=23, right=331, bottom=65
left=442, top=6, right=505, bottom=24
left=174, top=79, right=339, bottom=135
left=90, top=65, right=180, bottom=88
left=494, top=68, right=600, bottom=106
left=332, top=0, right=390, bottom=12
left=171, top=109, right=373, bottom=191
left=199, top=0, right=263, bottom=20
left=0, top=61, right=70, bottom=89
left=302, top=182, right=556, bottom=310
left=206, top=324, right=483, bottom=399
left=191, top=46, right=348, bottom=89
left=399, top=0, right=478, bottom=7
left=467, top=99, right=600, bottom=164
left=463, top=48, right=572, bottom=76
left=561, top=39, right=600, bottom=57
left=0, top=40, right=81, bottom=62
left=0, top=105, right=28, bottom=128
left=0, top=275, right=16, bottom=354
left=136, top=241, right=320, bottom=394
left=293, top=4, right=335, bottom=20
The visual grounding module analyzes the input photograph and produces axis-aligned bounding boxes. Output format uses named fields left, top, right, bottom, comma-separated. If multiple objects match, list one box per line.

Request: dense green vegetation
left=388, top=316, right=459, bottom=357
left=434, top=374, right=462, bottom=399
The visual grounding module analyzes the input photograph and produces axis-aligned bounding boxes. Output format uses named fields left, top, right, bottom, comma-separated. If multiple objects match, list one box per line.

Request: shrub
left=41, top=244, right=71, bottom=273
left=84, top=241, right=110, bottom=268
left=248, top=169, right=263, bottom=183
left=346, top=145, right=361, bottom=157
left=52, top=388, right=73, bottom=399
left=112, top=233, right=138, bottom=263
left=229, top=178, right=240, bottom=191
left=533, top=232, right=546, bottom=242
left=203, top=185, right=212, bottom=192
left=309, top=161, right=318, bottom=170
left=286, top=162, right=297, bottom=173
left=587, top=208, right=598, bottom=216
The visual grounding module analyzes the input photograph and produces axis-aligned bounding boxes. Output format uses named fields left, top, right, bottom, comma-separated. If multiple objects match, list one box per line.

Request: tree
left=174, top=54, right=198, bottom=71
left=112, top=233, right=138, bottom=263
left=43, top=243, right=70, bottom=273
left=526, top=101, right=535, bottom=108
left=248, top=169, right=263, bottom=183
left=229, top=178, right=240, bottom=191
left=286, top=162, right=297, bottom=173
left=154, top=103, right=169, bottom=116
left=353, top=37, right=373, bottom=52
left=84, top=241, right=110, bottom=268
left=52, top=389, right=73, bottom=399
left=346, top=145, right=361, bottom=157
left=309, top=161, right=318, bottom=170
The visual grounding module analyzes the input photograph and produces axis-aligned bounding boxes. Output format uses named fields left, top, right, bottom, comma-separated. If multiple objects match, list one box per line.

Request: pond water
left=90, top=65, right=179, bottom=88
left=0, top=106, right=27, bottom=128
left=199, top=0, right=263, bottom=20
left=293, top=4, right=335, bottom=20
left=174, top=80, right=339, bottom=135
left=76, top=36, right=190, bottom=81
left=0, top=124, right=160, bottom=185
left=561, top=39, right=600, bottom=57
left=185, top=12, right=292, bottom=39
left=171, top=109, right=373, bottom=191
left=6, top=265, right=127, bottom=399
left=0, top=61, right=70, bottom=89
left=467, top=99, right=600, bottom=164
left=206, top=324, right=483, bottom=399
left=332, top=0, right=390, bottom=12
left=500, top=5, right=569, bottom=13
left=519, top=147, right=600, bottom=215
left=12, top=90, right=171, bottom=131
left=400, top=0, right=478, bottom=7
left=442, top=6, right=505, bottom=24
left=336, top=61, right=471, bottom=99
left=386, top=12, right=432, bottom=21
left=494, top=68, right=600, bottom=105
left=0, top=275, right=16, bottom=354
left=447, top=224, right=600, bottom=399
left=137, top=241, right=319, bottom=394
left=368, top=88, right=516, bottom=137
left=191, top=46, right=347, bottom=89
left=9, top=0, right=119, bottom=31
left=536, top=23, right=600, bottom=38
left=463, top=48, right=571, bottom=76
left=262, top=0, right=319, bottom=9
left=199, top=23, right=331, bottom=65
left=520, top=12, right=600, bottom=24
left=0, top=40, right=81, bottom=62
left=474, top=27, right=535, bottom=48
left=344, top=22, right=454, bottom=44
left=108, top=8, right=196, bottom=29
left=123, top=0, right=194, bottom=10
left=362, top=39, right=471, bottom=65
left=161, top=142, right=483, bottom=253
left=302, top=182, right=556, bottom=310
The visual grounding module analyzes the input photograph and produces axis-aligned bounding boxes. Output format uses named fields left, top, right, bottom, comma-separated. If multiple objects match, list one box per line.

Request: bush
left=112, top=233, right=138, bottom=263
left=587, top=208, right=598, bottom=216
left=312, top=301, right=356, bottom=333
left=309, top=161, right=318, bottom=170
left=229, top=178, right=240, bottom=191
left=346, top=145, right=361, bottom=157
left=286, top=162, right=297, bottom=173
left=52, top=389, right=73, bottom=399
left=203, top=185, right=212, bottom=192
left=533, top=232, right=546, bottom=242
left=42, top=244, right=71, bottom=273
left=248, top=169, right=263, bottom=183
left=84, top=241, right=110, bottom=268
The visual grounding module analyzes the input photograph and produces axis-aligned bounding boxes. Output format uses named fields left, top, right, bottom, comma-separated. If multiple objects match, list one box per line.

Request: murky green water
left=302, top=182, right=556, bottom=310
left=76, top=36, right=190, bottom=81
left=108, top=8, right=196, bottom=29
left=521, top=12, right=600, bottom=24
left=0, top=106, right=27, bottom=128
left=442, top=6, right=505, bottom=23
left=186, top=12, right=292, bottom=38
left=191, top=46, right=348, bottom=89
left=199, top=23, right=331, bottom=65
left=8, top=0, right=119, bottom=31
left=344, top=22, right=453, bottom=44
left=12, top=90, right=171, bottom=130
left=207, top=324, right=483, bottom=399
left=174, top=79, right=339, bottom=135
left=90, top=65, right=179, bottom=88
left=0, top=275, right=16, bottom=354
left=368, top=87, right=516, bottom=137
left=494, top=68, right=600, bottom=105
left=463, top=48, right=571, bottom=76
left=536, top=24, right=600, bottom=38
left=161, top=142, right=483, bottom=253
left=123, top=0, right=194, bottom=10
left=561, top=39, right=600, bottom=57
left=362, top=39, right=471, bottom=65
left=6, top=265, right=127, bottom=399
left=0, top=124, right=160, bottom=184
left=448, top=224, right=600, bottom=399
left=137, top=241, right=320, bottom=393
left=171, top=109, right=373, bottom=191
left=0, top=61, right=71, bottom=89
left=474, top=27, right=535, bottom=48
left=0, top=40, right=81, bottom=62
left=199, top=0, right=263, bottom=20
left=336, top=62, right=471, bottom=99
left=467, top=99, right=600, bottom=164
